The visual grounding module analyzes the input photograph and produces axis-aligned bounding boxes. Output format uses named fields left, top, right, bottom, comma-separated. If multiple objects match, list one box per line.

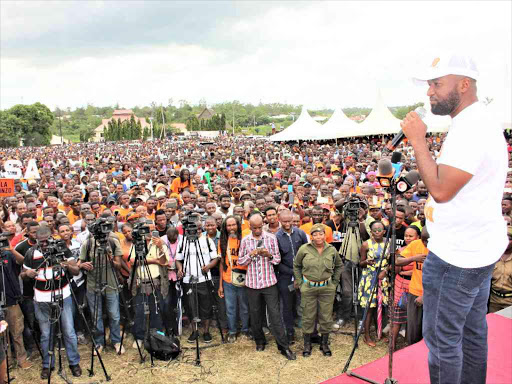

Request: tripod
left=342, top=187, right=400, bottom=384
left=178, top=234, right=224, bottom=366
left=119, top=232, right=170, bottom=366
left=85, top=234, right=144, bottom=371
left=339, top=221, right=363, bottom=341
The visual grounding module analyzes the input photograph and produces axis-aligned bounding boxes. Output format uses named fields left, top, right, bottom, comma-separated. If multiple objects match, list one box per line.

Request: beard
left=431, top=87, right=460, bottom=116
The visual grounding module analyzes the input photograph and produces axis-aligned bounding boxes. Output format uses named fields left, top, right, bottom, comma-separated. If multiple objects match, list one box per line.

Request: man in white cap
left=401, top=54, right=507, bottom=384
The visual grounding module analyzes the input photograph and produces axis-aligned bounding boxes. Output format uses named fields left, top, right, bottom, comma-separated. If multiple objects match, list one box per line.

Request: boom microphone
left=396, top=170, right=420, bottom=193
left=386, top=107, right=427, bottom=151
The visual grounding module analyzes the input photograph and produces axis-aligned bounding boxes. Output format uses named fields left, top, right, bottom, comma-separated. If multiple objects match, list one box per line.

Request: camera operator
left=20, top=225, right=81, bottom=379
left=129, top=223, right=169, bottom=349
left=176, top=215, right=219, bottom=344
left=12, top=221, right=40, bottom=357
left=58, top=223, right=87, bottom=344
left=79, top=214, right=125, bottom=355
left=334, top=195, right=369, bottom=329
left=0, top=233, right=31, bottom=370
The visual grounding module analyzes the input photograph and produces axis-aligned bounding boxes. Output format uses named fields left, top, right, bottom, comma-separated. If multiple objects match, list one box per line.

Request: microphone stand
left=344, top=184, right=399, bottom=384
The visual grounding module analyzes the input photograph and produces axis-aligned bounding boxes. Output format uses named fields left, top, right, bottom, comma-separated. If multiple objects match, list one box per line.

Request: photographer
left=176, top=216, right=219, bottom=344
left=79, top=214, right=125, bottom=355
left=0, top=233, right=31, bottom=370
left=334, top=195, right=368, bottom=329
left=129, top=223, right=169, bottom=348
left=21, top=226, right=81, bottom=379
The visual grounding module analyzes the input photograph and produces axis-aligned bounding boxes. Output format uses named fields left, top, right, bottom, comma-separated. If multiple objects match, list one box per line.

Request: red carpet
left=323, top=313, right=512, bottom=384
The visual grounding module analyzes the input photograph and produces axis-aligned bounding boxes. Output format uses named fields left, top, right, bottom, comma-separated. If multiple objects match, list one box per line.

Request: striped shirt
left=238, top=231, right=281, bottom=289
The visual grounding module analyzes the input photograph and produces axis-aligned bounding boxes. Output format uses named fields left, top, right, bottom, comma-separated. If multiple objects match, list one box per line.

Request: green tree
left=0, top=111, right=22, bottom=147
left=143, top=127, right=150, bottom=141
left=6, top=102, right=53, bottom=146
left=136, top=120, right=142, bottom=140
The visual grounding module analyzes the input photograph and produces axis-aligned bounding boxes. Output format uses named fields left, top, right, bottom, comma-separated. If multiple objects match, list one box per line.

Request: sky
left=1, top=1, right=511, bottom=111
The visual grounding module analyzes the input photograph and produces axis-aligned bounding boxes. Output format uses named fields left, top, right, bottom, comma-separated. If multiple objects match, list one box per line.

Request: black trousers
left=277, top=276, right=295, bottom=335
left=407, top=292, right=423, bottom=345
left=247, top=284, right=288, bottom=349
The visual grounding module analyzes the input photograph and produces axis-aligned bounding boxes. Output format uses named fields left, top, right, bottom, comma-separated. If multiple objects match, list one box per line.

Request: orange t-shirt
left=218, top=237, right=247, bottom=284
left=242, top=228, right=251, bottom=238
left=120, top=240, right=134, bottom=278
left=170, top=177, right=196, bottom=194
left=66, top=210, right=80, bottom=225
left=299, top=222, right=334, bottom=243
left=400, top=239, right=428, bottom=297
left=114, top=206, right=133, bottom=222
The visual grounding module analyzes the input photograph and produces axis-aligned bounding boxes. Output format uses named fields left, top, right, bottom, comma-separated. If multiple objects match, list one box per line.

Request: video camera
left=132, top=220, right=151, bottom=241
left=89, top=217, right=115, bottom=240
left=335, top=194, right=368, bottom=228
left=45, top=238, right=68, bottom=264
left=182, top=209, right=204, bottom=240
left=0, top=233, right=10, bottom=250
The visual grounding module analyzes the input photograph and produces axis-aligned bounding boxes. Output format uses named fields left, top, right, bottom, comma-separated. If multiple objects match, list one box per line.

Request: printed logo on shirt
left=425, top=195, right=435, bottom=223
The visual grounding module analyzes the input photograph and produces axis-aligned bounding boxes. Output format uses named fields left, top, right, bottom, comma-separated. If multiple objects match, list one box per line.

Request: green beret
left=310, top=223, right=325, bottom=235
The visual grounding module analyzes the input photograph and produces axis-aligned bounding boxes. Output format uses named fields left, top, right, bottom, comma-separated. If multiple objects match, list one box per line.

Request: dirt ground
left=13, top=323, right=403, bottom=384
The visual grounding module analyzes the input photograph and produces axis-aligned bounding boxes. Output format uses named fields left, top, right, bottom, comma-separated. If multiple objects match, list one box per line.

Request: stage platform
left=323, top=310, right=512, bottom=384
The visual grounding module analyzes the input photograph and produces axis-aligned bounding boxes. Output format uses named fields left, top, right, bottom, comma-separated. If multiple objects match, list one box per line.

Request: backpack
left=144, top=329, right=181, bottom=361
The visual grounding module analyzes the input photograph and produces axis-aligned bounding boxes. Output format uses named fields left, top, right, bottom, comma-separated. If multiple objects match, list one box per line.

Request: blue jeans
left=132, top=289, right=165, bottom=341
left=34, top=297, right=80, bottom=368
left=223, top=282, right=249, bottom=335
left=422, top=251, right=495, bottom=384
left=86, top=291, right=121, bottom=346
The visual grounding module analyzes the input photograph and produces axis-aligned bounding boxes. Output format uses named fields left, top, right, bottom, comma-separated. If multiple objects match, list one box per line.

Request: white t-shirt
left=425, top=102, right=508, bottom=268
left=176, top=235, right=218, bottom=283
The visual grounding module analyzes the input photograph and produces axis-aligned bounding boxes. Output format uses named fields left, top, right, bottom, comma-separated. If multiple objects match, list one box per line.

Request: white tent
left=269, top=107, right=322, bottom=141
left=313, top=106, right=361, bottom=139
left=357, top=89, right=402, bottom=136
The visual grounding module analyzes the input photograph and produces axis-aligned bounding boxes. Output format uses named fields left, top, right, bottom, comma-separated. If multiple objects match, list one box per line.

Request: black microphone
left=377, top=159, right=394, bottom=188
left=386, top=107, right=427, bottom=151
left=396, top=170, right=420, bottom=193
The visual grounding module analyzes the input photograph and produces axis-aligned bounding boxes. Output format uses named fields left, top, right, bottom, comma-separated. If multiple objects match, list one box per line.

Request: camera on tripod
left=181, top=209, right=204, bottom=239
left=132, top=221, right=151, bottom=241
left=336, top=194, right=368, bottom=227
left=46, top=238, right=68, bottom=264
left=89, top=217, right=114, bottom=240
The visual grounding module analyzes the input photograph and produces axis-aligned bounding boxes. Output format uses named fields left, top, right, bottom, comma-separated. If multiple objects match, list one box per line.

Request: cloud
left=1, top=1, right=510, bottom=111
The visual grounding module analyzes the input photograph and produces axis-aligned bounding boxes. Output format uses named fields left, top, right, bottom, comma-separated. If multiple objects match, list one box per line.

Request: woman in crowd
left=358, top=220, right=389, bottom=347
left=391, top=225, right=421, bottom=351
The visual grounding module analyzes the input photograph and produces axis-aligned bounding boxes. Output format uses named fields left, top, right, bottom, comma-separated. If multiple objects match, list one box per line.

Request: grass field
left=13, top=322, right=403, bottom=384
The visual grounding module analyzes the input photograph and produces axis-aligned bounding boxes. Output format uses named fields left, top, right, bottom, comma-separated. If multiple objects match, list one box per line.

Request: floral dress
left=358, top=239, right=389, bottom=308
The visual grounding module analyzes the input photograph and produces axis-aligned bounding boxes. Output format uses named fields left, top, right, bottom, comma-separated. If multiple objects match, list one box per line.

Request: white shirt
left=425, top=102, right=508, bottom=268
left=176, top=235, right=218, bottom=283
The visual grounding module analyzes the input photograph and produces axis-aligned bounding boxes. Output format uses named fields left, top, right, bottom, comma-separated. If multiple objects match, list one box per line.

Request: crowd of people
left=0, top=133, right=510, bottom=381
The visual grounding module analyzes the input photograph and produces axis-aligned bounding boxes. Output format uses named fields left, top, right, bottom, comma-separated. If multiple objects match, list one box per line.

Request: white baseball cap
left=413, top=54, right=479, bottom=84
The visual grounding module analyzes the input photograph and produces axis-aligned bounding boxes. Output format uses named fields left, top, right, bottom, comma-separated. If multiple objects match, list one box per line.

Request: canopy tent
left=269, top=107, right=322, bottom=141
left=356, top=89, right=402, bottom=136
left=313, top=106, right=361, bottom=140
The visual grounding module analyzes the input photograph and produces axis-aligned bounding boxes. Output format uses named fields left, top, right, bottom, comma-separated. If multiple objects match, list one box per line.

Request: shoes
left=280, top=348, right=296, bottom=360
left=93, top=345, right=103, bottom=356
left=227, top=334, right=237, bottom=343
left=332, top=322, right=340, bottom=330
left=287, top=332, right=295, bottom=345
left=320, top=334, right=332, bottom=357
left=382, top=323, right=390, bottom=335
left=41, top=368, right=51, bottom=380
left=203, top=332, right=212, bottom=343
left=336, top=319, right=347, bottom=328
left=241, top=331, right=252, bottom=340
left=399, top=329, right=406, bottom=338
left=18, top=360, right=32, bottom=369
left=256, top=344, right=265, bottom=352
left=262, top=326, right=270, bottom=335
left=69, top=364, right=82, bottom=377
left=132, top=339, right=144, bottom=349
left=188, top=331, right=199, bottom=343
left=114, top=343, right=126, bottom=355
left=303, top=333, right=312, bottom=357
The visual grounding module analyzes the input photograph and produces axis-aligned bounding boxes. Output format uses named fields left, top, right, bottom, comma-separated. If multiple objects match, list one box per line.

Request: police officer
left=294, top=224, right=342, bottom=357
